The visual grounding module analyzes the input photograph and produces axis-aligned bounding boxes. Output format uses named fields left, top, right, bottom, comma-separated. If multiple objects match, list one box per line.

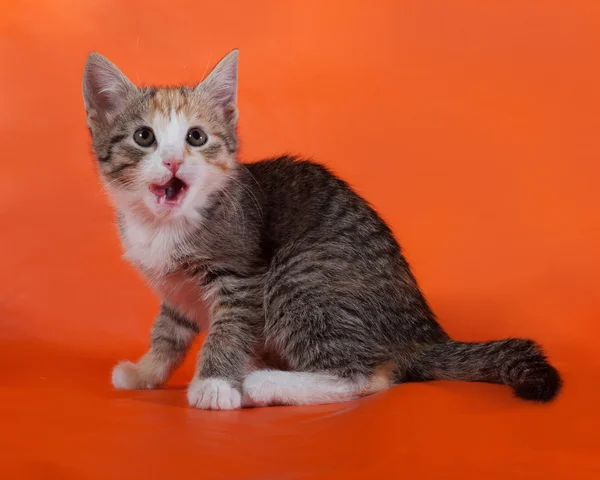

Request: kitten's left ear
left=82, top=52, right=137, bottom=126
left=196, top=49, right=239, bottom=123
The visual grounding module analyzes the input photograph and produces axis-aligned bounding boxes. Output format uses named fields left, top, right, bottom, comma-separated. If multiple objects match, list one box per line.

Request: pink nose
left=163, top=158, right=183, bottom=173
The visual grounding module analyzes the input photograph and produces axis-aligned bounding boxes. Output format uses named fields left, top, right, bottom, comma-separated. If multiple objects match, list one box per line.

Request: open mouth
left=149, top=177, right=188, bottom=206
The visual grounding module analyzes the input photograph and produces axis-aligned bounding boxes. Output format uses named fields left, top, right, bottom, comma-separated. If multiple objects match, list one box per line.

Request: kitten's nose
left=163, top=158, right=183, bottom=174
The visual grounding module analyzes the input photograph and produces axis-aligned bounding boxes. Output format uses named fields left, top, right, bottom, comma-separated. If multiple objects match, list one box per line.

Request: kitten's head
left=82, top=50, right=239, bottom=223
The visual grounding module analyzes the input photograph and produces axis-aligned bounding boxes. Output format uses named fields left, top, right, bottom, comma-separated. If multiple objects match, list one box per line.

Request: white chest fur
left=121, top=217, right=189, bottom=273
left=120, top=216, right=210, bottom=329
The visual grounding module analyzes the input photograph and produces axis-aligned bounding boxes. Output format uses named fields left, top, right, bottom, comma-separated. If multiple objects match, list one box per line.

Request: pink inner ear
left=92, top=85, right=125, bottom=118
left=196, top=50, right=238, bottom=110
left=223, top=106, right=237, bottom=124
left=83, top=53, right=137, bottom=120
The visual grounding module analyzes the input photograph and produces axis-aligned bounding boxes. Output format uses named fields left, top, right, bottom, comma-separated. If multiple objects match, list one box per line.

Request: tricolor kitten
left=82, top=50, right=561, bottom=409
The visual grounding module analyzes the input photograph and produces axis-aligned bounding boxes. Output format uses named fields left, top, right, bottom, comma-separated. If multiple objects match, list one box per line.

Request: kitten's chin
left=141, top=185, right=202, bottom=224
left=111, top=191, right=191, bottom=225
left=144, top=195, right=189, bottom=221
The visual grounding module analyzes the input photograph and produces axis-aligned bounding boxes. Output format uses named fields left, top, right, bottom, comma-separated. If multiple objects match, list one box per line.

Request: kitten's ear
left=82, top=53, right=136, bottom=125
left=196, top=49, right=239, bottom=123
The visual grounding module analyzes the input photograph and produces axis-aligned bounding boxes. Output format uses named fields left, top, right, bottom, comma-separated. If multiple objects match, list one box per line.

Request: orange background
left=1, top=0, right=599, bottom=478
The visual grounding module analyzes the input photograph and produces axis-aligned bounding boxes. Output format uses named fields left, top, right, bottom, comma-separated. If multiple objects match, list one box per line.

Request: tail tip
left=514, top=363, right=562, bottom=403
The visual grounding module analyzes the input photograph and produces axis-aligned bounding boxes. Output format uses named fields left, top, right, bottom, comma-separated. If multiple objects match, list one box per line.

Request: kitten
left=82, top=50, right=561, bottom=410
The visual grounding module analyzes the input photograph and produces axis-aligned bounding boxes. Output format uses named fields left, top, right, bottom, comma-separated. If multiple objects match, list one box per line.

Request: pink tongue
left=150, top=185, right=168, bottom=197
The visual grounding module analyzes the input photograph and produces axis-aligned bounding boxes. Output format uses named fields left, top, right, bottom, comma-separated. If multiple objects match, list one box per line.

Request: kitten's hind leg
left=112, top=304, right=199, bottom=390
left=242, top=368, right=392, bottom=407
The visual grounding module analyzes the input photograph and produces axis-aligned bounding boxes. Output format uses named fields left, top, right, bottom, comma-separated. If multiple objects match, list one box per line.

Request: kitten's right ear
left=195, top=50, right=239, bottom=125
left=82, top=53, right=136, bottom=125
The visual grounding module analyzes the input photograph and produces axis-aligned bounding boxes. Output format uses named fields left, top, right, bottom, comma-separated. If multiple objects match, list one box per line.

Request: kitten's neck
left=118, top=211, right=197, bottom=275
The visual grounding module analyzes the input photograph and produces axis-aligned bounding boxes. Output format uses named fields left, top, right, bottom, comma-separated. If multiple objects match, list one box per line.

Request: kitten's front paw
left=187, top=378, right=242, bottom=410
left=112, top=361, right=160, bottom=390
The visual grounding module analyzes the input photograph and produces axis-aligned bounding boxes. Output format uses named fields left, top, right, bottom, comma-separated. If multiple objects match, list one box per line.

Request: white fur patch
left=242, top=370, right=360, bottom=407
left=122, top=217, right=192, bottom=273
left=187, top=378, right=242, bottom=410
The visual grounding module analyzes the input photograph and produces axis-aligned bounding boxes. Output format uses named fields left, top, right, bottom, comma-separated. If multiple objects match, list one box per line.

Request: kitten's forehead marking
left=153, top=108, right=189, bottom=157
left=148, top=88, right=192, bottom=116
left=146, top=89, right=199, bottom=157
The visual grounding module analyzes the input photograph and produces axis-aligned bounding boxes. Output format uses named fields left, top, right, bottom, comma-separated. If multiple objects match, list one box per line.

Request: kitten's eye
left=186, top=128, right=208, bottom=147
left=133, top=127, right=155, bottom=147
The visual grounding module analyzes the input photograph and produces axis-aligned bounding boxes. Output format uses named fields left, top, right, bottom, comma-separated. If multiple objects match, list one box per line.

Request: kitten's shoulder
left=242, top=155, right=339, bottom=182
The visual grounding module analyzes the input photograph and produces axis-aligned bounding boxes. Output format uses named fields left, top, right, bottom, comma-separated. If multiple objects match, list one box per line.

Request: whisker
left=200, top=52, right=213, bottom=82
left=223, top=172, right=263, bottom=220
left=220, top=189, right=246, bottom=235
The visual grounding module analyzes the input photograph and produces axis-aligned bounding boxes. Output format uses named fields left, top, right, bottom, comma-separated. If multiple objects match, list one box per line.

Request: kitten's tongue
left=150, top=177, right=188, bottom=205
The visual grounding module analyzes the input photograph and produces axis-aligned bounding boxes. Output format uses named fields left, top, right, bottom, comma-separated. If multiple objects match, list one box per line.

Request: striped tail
left=411, top=338, right=562, bottom=402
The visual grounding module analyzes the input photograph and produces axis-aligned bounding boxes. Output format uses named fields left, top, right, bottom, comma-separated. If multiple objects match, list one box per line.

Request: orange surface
left=1, top=0, right=600, bottom=478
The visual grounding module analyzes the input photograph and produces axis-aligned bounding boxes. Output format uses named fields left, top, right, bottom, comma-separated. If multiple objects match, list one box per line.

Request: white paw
left=112, top=361, right=158, bottom=390
left=187, top=378, right=242, bottom=410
